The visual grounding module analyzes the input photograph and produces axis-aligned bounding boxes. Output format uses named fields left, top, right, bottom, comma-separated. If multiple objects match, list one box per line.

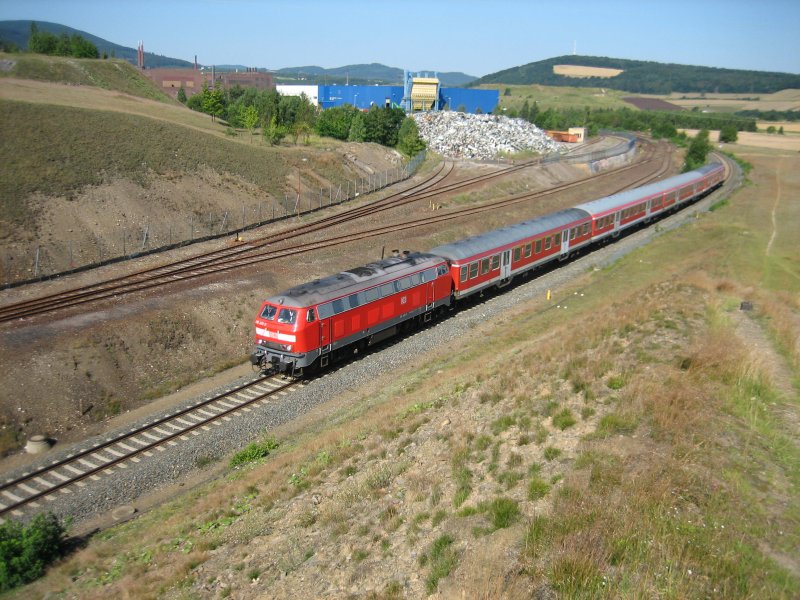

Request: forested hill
left=0, top=20, right=193, bottom=68
left=473, top=55, right=800, bottom=94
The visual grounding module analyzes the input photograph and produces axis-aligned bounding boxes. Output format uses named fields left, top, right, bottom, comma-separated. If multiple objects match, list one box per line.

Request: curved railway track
left=0, top=151, right=735, bottom=525
left=0, top=374, right=302, bottom=521
left=0, top=138, right=659, bottom=324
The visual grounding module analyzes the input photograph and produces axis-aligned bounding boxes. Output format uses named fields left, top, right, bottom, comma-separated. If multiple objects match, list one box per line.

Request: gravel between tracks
left=4, top=157, right=740, bottom=530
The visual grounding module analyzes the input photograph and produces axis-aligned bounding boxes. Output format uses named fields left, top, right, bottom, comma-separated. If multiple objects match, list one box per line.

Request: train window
left=524, top=243, right=531, bottom=258
left=365, top=287, right=380, bottom=302
left=398, top=277, right=411, bottom=291
left=535, top=239, right=542, bottom=253
left=570, top=228, right=576, bottom=240
left=513, top=247, right=521, bottom=262
left=348, top=294, right=360, bottom=309
left=480, top=258, right=490, bottom=275
left=460, top=266, right=468, bottom=282
left=380, top=283, right=395, bottom=298
left=333, top=298, right=346, bottom=314
left=555, top=232, right=561, bottom=245
left=437, top=265, right=448, bottom=277
left=318, top=303, right=333, bottom=319
left=307, top=308, right=316, bottom=323
left=260, top=304, right=277, bottom=320
left=545, top=237, right=552, bottom=251
left=410, top=273, right=421, bottom=286
left=491, top=254, right=500, bottom=270
left=583, top=223, right=590, bottom=235
left=469, top=262, right=479, bottom=279
left=277, top=308, right=297, bottom=324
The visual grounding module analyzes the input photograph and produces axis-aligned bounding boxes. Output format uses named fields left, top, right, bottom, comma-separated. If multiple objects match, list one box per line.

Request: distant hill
left=473, top=55, right=800, bottom=94
left=0, top=20, right=194, bottom=68
left=273, top=63, right=477, bottom=87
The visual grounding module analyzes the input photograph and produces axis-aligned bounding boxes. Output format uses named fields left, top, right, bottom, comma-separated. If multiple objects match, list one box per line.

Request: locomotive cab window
left=260, top=304, right=278, bottom=320
left=307, top=308, right=316, bottom=322
left=277, top=308, right=297, bottom=324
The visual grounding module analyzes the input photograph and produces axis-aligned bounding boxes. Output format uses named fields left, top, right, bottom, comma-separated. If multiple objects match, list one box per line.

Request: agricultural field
left=552, top=64, right=624, bottom=78
left=654, top=89, right=800, bottom=113
left=485, top=83, right=631, bottom=112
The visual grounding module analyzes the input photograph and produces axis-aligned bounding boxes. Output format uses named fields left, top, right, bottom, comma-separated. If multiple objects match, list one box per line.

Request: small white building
left=276, top=84, right=320, bottom=106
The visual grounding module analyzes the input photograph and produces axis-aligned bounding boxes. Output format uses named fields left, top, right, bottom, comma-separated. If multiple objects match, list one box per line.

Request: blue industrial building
left=314, top=76, right=498, bottom=114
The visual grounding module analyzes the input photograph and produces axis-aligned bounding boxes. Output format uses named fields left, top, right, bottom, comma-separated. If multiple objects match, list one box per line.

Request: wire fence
left=1, top=151, right=427, bottom=288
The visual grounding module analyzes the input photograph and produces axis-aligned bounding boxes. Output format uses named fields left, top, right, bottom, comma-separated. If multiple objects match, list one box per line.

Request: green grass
left=551, top=408, right=577, bottom=430
left=483, top=83, right=631, bottom=112
left=229, top=437, right=279, bottom=468
left=0, top=53, right=174, bottom=102
left=423, top=534, right=458, bottom=594
left=528, top=477, right=551, bottom=501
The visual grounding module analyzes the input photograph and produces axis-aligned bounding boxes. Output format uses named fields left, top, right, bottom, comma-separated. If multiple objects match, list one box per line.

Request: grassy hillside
left=0, top=100, right=290, bottom=233
left=474, top=55, right=800, bottom=94
left=0, top=52, right=174, bottom=102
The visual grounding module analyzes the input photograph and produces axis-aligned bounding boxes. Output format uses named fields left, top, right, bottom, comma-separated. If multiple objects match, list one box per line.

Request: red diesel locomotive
left=252, top=162, right=725, bottom=375
left=251, top=252, right=451, bottom=374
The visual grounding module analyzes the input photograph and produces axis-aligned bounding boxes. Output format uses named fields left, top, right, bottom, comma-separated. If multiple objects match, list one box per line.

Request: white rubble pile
left=412, top=111, right=566, bottom=160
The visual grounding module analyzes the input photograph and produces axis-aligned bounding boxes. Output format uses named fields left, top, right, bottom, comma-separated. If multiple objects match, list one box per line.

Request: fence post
left=122, top=228, right=126, bottom=256
left=34, top=246, right=40, bottom=277
left=141, top=225, right=149, bottom=253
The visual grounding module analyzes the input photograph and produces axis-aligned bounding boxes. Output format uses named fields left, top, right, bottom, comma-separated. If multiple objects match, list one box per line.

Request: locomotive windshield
left=260, top=304, right=297, bottom=324
left=277, top=308, right=297, bottom=324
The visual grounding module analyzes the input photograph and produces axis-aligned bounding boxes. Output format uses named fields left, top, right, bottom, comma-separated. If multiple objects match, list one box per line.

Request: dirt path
left=766, top=157, right=785, bottom=257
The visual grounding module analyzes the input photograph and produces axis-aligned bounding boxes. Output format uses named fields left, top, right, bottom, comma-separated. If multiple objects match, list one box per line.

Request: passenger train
left=251, top=162, right=725, bottom=375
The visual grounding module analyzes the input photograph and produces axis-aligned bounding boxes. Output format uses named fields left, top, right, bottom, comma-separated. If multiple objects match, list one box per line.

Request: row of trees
left=497, top=101, right=757, bottom=139
left=28, top=23, right=98, bottom=59
left=183, top=84, right=425, bottom=156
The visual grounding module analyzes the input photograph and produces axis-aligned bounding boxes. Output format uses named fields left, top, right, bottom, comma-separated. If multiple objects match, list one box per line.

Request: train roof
left=266, top=252, right=444, bottom=308
left=429, top=208, right=589, bottom=262
left=574, top=163, right=723, bottom=216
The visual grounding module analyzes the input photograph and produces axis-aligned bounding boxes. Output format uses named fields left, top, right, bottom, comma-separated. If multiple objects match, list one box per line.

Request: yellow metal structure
left=410, top=77, right=439, bottom=111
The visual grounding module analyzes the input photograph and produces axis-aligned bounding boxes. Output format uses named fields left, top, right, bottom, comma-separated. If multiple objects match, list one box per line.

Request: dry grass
left=553, top=65, right=624, bottom=78
left=12, top=146, right=800, bottom=598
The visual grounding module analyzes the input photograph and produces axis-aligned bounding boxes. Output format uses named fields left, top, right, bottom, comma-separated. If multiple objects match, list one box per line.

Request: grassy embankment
left=0, top=52, right=175, bottom=103
left=0, top=99, right=296, bottom=234
left=12, top=146, right=798, bottom=597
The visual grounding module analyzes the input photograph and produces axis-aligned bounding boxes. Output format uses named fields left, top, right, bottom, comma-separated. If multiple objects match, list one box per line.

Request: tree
left=0, top=512, right=67, bottom=592
left=263, top=116, right=286, bottom=145
left=719, top=124, right=738, bottom=143
left=242, top=104, right=259, bottom=142
left=519, top=99, right=530, bottom=122
left=396, top=117, right=426, bottom=157
left=176, top=87, right=187, bottom=104
left=347, top=112, right=366, bottom=142
left=683, top=129, right=711, bottom=172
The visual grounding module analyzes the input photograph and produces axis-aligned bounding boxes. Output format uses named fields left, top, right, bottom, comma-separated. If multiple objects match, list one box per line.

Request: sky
left=1, top=0, right=798, bottom=76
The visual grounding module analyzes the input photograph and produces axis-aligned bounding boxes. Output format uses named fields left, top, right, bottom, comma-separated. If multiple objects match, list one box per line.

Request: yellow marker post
left=547, top=289, right=551, bottom=301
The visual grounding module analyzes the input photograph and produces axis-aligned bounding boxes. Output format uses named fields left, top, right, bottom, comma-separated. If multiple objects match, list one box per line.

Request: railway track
left=0, top=374, right=303, bottom=521
left=0, top=137, right=655, bottom=324
left=0, top=148, right=731, bottom=526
